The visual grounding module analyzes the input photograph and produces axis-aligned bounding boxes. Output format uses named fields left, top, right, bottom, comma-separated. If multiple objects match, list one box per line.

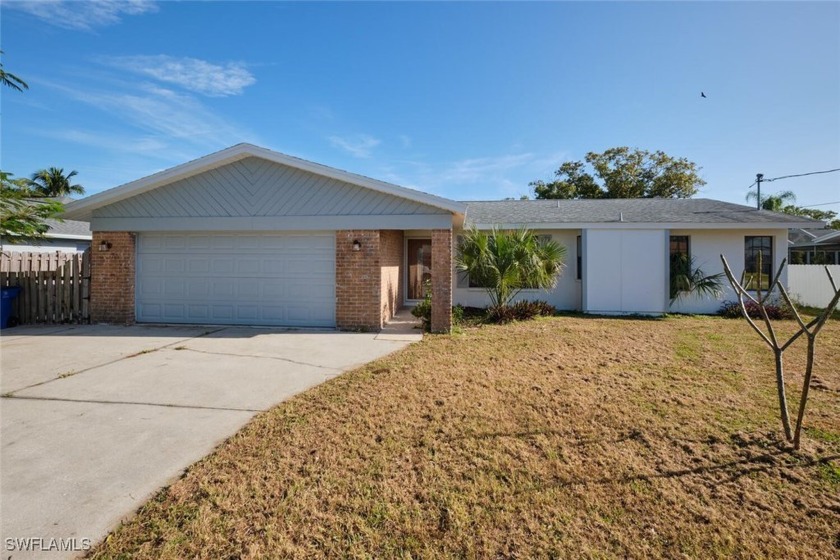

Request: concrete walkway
left=1, top=323, right=417, bottom=559
left=376, top=308, right=424, bottom=341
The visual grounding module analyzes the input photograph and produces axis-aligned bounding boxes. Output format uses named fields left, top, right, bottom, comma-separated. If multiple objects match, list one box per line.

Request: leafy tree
left=28, top=168, right=85, bottom=197
left=456, top=227, right=566, bottom=308
left=748, top=190, right=839, bottom=229
left=781, top=205, right=839, bottom=230
left=1, top=172, right=63, bottom=246
left=532, top=147, right=705, bottom=199
left=0, top=50, right=28, bottom=92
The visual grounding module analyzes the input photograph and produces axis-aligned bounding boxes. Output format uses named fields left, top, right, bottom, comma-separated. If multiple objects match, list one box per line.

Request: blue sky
left=2, top=1, right=839, bottom=215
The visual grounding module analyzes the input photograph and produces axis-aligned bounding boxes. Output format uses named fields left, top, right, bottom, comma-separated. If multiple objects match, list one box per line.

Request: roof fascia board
left=44, top=233, right=92, bottom=240
left=466, top=222, right=818, bottom=230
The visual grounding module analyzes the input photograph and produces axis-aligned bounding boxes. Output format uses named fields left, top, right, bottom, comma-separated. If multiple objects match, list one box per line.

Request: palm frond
left=456, top=227, right=567, bottom=308
left=670, top=254, right=725, bottom=303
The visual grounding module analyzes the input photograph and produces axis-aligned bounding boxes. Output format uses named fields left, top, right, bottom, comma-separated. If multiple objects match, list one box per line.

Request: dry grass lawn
left=91, top=315, right=839, bottom=559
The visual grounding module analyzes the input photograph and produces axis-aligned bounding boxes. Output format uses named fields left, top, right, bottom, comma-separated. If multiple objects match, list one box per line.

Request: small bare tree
left=720, top=255, right=840, bottom=450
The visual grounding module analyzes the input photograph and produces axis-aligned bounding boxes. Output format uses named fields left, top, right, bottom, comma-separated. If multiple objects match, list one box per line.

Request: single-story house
left=788, top=228, right=840, bottom=265
left=1, top=218, right=91, bottom=253
left=62, top=143, right=820, bottom=332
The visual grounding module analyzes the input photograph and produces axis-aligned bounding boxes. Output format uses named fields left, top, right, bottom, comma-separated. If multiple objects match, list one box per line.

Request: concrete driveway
left=1, top=323, right=417, bottom=558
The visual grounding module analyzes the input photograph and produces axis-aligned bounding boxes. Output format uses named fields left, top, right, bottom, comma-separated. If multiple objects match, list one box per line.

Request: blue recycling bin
left=1, top=286, right=22, bottom=329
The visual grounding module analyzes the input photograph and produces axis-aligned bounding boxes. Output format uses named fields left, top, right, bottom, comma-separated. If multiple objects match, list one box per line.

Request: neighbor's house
left=1, top=218, right=91, bottom=253
left=61, top=144, right=820, bottom=332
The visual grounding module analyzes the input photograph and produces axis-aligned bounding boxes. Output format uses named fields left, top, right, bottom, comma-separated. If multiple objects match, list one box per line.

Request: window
left=468, top=275, right=484, bottom=288
left=576, top=235, right=582, bottom=280
left=745, top=236, right=773, bottom=290
left=670, top=236, right=689, bottom=259
left=669, top=236, right=691, bottom=298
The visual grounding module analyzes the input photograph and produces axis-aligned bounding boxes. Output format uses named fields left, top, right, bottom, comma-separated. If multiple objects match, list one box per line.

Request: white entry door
left=136, top=232, right=335, bottom=327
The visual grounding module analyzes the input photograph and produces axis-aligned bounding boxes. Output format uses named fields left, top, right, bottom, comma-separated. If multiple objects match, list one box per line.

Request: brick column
left=430, top=229, right=452, bottom=333
left=90, top=231, right=136, bottom=324
left=335, top=230, right=382, bottom=331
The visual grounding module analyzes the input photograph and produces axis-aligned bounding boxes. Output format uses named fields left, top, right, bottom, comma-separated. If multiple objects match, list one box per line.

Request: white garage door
left=136, top=233, right=336, bottom=327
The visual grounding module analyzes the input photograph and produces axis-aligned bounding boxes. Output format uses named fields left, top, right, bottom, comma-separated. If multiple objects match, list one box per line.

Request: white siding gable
left=95, top=157, right=447, bottom=220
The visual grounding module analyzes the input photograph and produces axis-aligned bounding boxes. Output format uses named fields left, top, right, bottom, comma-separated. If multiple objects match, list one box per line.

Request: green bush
left=452, top=304, right=465, bottom=326
left=456, top=227, right=566, bottom=308
left=411, top=289, right=432, bottom=329
left=718, top=300, right=793, bottom=320
left=486, top=300, right=556, bottom=324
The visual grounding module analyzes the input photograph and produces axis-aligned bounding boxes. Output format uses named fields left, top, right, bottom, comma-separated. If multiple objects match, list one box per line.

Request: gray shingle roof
left=789, top=228, right=840, bottom=247
left=45, top=218, right=91, bottom=239
left=463, top=198, right=824, bottom=227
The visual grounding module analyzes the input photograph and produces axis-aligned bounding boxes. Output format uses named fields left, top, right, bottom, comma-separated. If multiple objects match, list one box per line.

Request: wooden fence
left=0, top=250, right=91, bottom=325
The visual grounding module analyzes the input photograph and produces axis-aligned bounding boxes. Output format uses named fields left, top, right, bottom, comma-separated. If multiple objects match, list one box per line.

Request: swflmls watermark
left=5, top=537, right=92, bottom=552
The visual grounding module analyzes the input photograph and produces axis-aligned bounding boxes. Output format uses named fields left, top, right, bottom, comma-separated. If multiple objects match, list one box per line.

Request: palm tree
left=456, top=227, right=566, bottom=308
left=0, top=50, right=28, bottom=92
left=669, top=253, right=724, bottom=302
left=746, top=189, right=796, bottom=212
left=28, top=168, right=85, bottom=198
left=1, top=171, right=63, bottom=245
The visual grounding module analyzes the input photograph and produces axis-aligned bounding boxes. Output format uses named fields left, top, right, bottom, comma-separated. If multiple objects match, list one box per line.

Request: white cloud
left=7, top=0, right=158, bottom=31
left=328, top=134, right=381, bottom=158
left=439, top=153, right=536, bottom=184
left=44, top=80, right=255, bottom=152
left=398, top=134, right=412, bottom=149
left=40, top=129, right=166, bottom=153
left=101, top=55, right=256, bottom=97
left=34, top=128, right=200, bottom=162
left=374, top=150, right=569, bottom=200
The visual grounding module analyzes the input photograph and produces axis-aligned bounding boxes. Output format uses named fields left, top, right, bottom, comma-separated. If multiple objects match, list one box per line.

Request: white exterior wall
left=447, top=226, right=793, bottom=315
left=787, top=264, right=840, bottom=308
left=668, top=229, right=789, bottom=314
left=453, top=230, right=582, bottom=310
left=583, top=229, right=668, bottom=315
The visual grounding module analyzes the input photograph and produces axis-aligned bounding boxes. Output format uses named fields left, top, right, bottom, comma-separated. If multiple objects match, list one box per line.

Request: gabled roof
left=789, top=228, right=840, bottom=248
left=463, top=198, right=824, bottom=229
left=63, top=143, right=465, bottom=221
left=45, top=218, right=91, bottom=240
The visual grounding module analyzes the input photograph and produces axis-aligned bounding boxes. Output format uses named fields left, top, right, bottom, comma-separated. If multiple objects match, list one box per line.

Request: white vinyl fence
left=787, top=265, right=840, bottom=308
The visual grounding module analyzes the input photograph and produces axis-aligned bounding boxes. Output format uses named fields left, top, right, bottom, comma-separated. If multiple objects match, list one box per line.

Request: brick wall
left=336, top=230, right=407, bottom=331
left=90, top=231, right=136, bottom=324
left=430, top=229, right=452, bottom=333
left=335, top=230, right=382, bottom=330
left=379, top=230, right=404, bottom=325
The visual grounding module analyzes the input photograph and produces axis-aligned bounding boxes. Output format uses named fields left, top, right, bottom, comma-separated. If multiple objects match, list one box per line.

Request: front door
left=407, top=238, right=432, bottom=300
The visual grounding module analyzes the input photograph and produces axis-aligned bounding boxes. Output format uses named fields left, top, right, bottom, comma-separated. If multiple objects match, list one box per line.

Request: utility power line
left=764, top=168, right=840, bottom=183
left=747, top=167, right=840, bottom=209
left=800, top=201, right=840, bottom=208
